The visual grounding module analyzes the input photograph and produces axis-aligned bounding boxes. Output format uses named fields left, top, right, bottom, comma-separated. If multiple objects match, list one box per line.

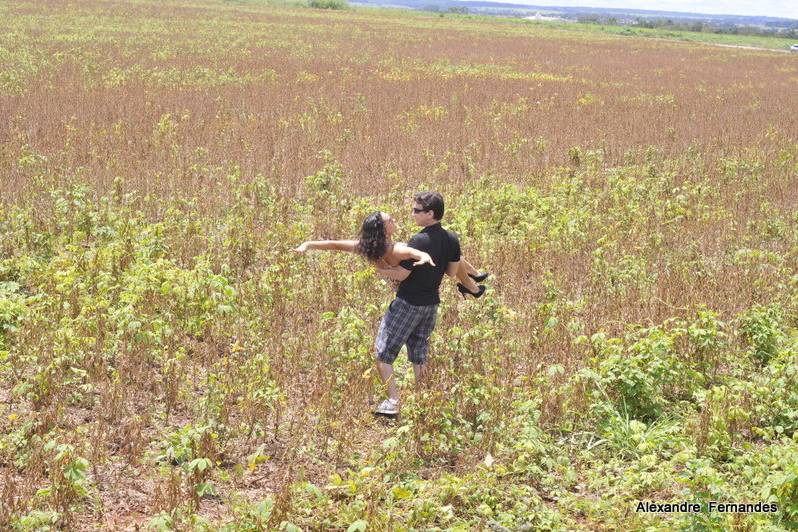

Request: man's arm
left=445, top=230, right=462, bottom=277
left=376, top=265, right=411, bottom=282
left=445, top=260, right=461, bottom=278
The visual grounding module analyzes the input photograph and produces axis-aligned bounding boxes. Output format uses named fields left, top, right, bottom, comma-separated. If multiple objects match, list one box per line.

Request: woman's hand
left=413, top=252, right=435, bottom=267
left=294, top=242, right=309, bottom=253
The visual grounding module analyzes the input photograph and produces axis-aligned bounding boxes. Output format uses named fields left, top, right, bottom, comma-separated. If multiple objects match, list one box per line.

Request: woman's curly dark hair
left=355, top=212, right=388, bottom=261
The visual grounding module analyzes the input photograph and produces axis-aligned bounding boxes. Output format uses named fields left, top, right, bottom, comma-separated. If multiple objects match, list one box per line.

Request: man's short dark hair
left=414, top=191, right=444, bottom=220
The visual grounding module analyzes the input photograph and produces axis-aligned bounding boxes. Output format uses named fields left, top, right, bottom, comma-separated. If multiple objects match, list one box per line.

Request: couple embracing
left=295, top=191, right=488, bottom=416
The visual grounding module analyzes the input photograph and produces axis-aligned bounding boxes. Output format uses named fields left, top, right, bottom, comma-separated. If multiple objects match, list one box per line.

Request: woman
left=294, top=212, right=488, bottom=298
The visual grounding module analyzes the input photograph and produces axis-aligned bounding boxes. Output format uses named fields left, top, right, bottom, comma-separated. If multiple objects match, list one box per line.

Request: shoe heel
left=457, top=282, right=484, bottom=299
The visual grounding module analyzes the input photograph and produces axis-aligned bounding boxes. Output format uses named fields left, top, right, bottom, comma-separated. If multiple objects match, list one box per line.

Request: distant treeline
left=576, top=14, right=798, bottom=39
left=353, top=0, right=798, bottom=39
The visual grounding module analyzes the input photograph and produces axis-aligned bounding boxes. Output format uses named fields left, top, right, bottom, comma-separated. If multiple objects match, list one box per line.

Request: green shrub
left=690, top=386, right=749, bottom=461
left=763, top=461, right=798, bottom=527
left=156, top=423, right=219, bottom=466
left=602, top=413, right=685, bottom=460
left=588, top=326, right=698, bottom=421
left=739, top=304, right=785, bottom=365
left=744, top=348, right=798, bottom=438
left=308, top=0, right=349, bottom=9
left=0, top=281, right=26, bottom=350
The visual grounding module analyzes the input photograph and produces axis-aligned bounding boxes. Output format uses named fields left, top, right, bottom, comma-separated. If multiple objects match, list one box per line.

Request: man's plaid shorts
left=375, top=297, right=438, bottom=365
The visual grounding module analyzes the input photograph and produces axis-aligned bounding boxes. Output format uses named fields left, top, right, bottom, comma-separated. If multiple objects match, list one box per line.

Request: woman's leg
left=456, top=259, right=480, bottom=292
left=461, top=257, right=480, bottom=276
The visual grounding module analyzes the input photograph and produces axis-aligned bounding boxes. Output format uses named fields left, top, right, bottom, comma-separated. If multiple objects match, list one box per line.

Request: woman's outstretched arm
left=391, top=243, right=436, bottom=267
left=294, top=240, right=358, bottom=253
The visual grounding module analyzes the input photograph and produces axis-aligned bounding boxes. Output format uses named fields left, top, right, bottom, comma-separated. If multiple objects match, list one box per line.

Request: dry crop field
left=1, top=0, right=798, bottom=529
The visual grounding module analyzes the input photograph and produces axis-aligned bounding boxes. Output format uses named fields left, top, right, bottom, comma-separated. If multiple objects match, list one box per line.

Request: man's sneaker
left=374, top=398, right=400, bottom=416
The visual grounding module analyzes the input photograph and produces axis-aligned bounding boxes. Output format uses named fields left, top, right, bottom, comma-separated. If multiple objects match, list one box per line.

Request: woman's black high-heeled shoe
left=457, top=283, right=486, bottom=299
left=468, top=272, right=490, bottom=283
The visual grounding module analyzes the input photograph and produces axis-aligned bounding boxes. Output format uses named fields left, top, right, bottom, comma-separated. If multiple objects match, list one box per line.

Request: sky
left=466, top=0, right=798, bottom=19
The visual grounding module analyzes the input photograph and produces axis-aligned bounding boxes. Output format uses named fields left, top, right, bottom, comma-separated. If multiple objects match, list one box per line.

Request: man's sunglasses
left=412, top=207, right=428, bottom=213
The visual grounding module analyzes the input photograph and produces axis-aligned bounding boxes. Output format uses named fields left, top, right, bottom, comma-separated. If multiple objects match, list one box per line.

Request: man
left=372, top=191, right=461, bottom=416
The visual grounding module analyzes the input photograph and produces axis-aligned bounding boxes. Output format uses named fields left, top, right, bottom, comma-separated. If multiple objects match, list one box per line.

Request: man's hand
left=376, top=266, right=411, bottom=282
left=293, top=242, right=309, bottom=253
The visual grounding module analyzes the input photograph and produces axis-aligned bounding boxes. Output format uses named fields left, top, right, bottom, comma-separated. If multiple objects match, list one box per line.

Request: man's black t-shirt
left=396, top=223, right=461, bottom=306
